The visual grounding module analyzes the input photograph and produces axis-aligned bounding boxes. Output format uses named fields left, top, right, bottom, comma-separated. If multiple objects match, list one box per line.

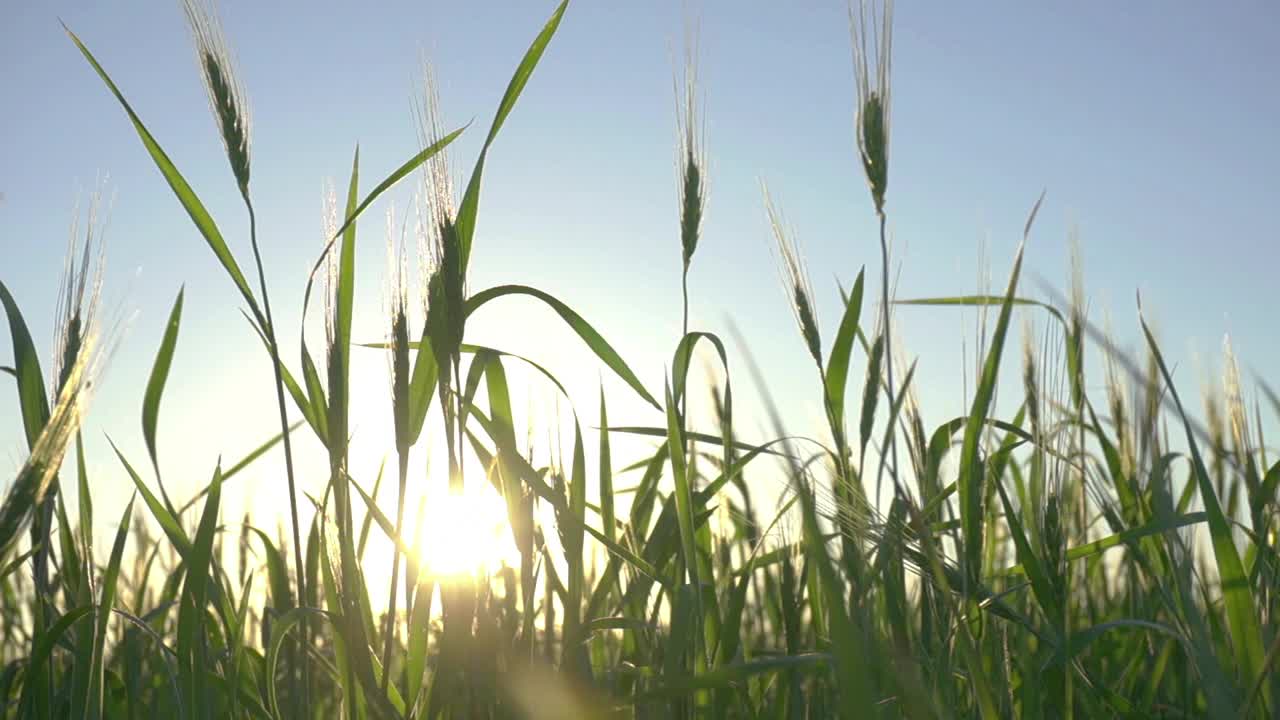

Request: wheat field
left=2, top=1, right=1278, bottom=718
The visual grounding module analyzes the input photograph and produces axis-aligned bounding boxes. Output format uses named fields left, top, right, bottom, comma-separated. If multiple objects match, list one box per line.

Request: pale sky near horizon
left=3, top=1, right=1279, bottom=554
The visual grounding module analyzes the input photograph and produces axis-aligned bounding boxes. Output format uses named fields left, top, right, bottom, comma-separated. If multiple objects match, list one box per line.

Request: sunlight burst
left=414, top=482, right=520, bottom=579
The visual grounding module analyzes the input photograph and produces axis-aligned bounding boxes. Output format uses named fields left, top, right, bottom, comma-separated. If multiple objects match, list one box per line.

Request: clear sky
left=3, top=1, right=1279, bottom=550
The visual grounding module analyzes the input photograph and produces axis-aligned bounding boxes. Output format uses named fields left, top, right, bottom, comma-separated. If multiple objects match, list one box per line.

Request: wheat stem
left=245, top=201, right=311, bottom=717
left=874, top=211, right=903, bottom=509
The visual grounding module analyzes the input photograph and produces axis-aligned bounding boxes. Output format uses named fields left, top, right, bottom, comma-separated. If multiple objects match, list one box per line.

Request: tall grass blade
left=665, top=380, right=701, bottom=593
left=320, top=128, right=467, bottom=267
left=467, top=284, right=660, bottom=409
left=109, top=439, right=191, bottom=556
left=825, top=268, right=865, bottom=429
left=176, top=463, right=221, bottom=720
left=142, top=287, right=183, bottom=484
left=0, top=280, right=51, bottom=448
left=16, top=606, right=94, bottom=716
left=63, top=26, right=262, bottom=325
left=85, top=493, right=137, bottom=720
left=1139, top=305, right=1268, bottom=710
left=457, top=0, right=570, bottom=270
left=958, top=193, right=1041, bottom=583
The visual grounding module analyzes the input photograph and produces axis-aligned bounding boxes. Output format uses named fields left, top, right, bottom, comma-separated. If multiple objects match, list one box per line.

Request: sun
left=413, top=481, right=521, bottom=579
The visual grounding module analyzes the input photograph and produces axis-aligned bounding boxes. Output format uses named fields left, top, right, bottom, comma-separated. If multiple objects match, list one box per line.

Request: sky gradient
left=3, top=1, right=1279, bottom=548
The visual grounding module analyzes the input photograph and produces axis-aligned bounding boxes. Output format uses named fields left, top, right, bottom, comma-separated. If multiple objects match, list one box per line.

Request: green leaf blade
left=142, top=288, right=184, bottom=475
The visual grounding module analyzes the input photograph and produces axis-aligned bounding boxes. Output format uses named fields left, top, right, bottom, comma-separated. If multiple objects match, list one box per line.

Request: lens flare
left=414, top=482, right=520, bottom=579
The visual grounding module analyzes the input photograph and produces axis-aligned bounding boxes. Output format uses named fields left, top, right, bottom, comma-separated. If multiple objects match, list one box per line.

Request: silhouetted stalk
left=245, top=202, right=310, bottom=716
left=681, top=269, right=690, bottom=344
left=875, top=211, right=902, bottom=505
left=379, top=452, right=409, bottom=692
left=381, top=266, right=412, bottom=691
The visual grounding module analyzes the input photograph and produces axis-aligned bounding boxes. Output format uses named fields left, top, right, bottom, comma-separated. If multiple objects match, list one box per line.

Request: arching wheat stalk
left=182, top=1, right=309, bottom=712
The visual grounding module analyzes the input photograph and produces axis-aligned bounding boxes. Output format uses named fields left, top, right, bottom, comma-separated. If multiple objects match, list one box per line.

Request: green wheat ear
left=850, top=0, right=893, bottom=214
left=676, top=23, right=707, bottom=270
left=858, top=92, right=888, bottom=212
left=679, top=152, right=703, bottom=268
left=414, top=61, right=464, bottom=381
left=763, top=183, right=822, bottom=370
left=383, top=204, right=413, bottom=453
left=53, top=184, right=108, bottom=397
left=426, top=216, right=465, bottom=378
left=183, top=0, right=252, bottom=198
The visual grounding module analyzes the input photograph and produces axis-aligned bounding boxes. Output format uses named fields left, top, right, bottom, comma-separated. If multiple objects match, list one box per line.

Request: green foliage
left=2, top=3, right=1276, bottom=719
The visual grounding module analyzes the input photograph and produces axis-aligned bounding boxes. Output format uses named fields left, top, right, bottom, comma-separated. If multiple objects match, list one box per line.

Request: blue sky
left=3, top=1, right=1279, bottom=547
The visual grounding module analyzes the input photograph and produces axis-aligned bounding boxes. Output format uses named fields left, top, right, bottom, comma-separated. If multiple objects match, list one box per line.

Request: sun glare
left=413, top=482, right=520, bottom=579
